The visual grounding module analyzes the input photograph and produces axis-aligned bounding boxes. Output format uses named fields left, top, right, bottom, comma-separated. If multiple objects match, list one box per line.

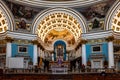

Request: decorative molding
left=81, top=30, right=113, bottom=40
left=9, top=0, right=103, bottom=8
left=5, top=31, right=37, bottom=40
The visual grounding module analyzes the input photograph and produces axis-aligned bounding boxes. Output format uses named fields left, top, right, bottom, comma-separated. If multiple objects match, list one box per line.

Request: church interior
left=0, top=0, right=120, bottom=80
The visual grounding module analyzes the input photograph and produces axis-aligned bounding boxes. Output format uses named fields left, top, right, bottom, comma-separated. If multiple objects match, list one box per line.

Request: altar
left=51, top=40, right=69, bottom=74
left=50, top=61, right=69, bottom=74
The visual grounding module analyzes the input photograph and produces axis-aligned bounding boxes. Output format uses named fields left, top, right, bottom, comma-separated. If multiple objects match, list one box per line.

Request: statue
left=92, top=19, right=100, bottom=29
left=19, top=18, right=26, bottom=29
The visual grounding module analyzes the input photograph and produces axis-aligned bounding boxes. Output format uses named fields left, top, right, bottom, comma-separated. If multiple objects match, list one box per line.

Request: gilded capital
left=31, top=40, right=39, bottom=45
left=5, top=36, right=14, bottom=42
left=80, top=39, right=88, bottom=44
left=105, top=36, right=114, bottom=42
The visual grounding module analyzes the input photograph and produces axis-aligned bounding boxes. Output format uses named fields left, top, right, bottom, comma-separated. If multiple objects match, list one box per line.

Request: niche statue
left=92, top=19, right=100, bottom=29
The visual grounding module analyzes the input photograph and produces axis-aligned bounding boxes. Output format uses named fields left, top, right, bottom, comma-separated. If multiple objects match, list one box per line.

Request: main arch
left=32, top=7, right=87, bottom=45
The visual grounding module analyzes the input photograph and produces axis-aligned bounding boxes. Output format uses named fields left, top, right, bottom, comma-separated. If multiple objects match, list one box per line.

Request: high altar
left=50, top=40, right=69, bottom=73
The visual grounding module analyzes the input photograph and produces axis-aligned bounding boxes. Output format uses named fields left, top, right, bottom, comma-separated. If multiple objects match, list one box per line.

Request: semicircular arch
left=32, top=7, right=87, bottom=42
left=0, top=1, right=14, bottom=33
left=105, top=0, right=120, bottom=32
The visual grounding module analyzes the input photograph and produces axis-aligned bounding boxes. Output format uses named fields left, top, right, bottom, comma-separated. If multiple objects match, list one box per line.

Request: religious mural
left=44, top=29, right=75, bottom=47
left=79, top=0, right=116, bottom=20
left=4, top=1, right=42, bottom=32
left=88, top=18, right=104, bottom=31
left=15, top=18, right=31, bottom=32
left=74, top=0, right=116, bottom=31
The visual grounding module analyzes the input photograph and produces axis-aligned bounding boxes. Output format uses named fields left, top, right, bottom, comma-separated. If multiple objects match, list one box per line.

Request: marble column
left=6, top=42, right=12, bottom=67
left=81, top=39, right=87, bottom=66
left=31, top=40, right=39, bottom=66
left=108, top=41, right=114, bottom=68
left=52, top=53, right=54, bottom=61
left=5, top=36, right=13, bottom=68
left=33, top=44, right=37, bottom=66
left=106, top=36, right=115, bottom=68
left=66, top=54, right=68, bottom=61
left=82, top=44, right=87, bottom=66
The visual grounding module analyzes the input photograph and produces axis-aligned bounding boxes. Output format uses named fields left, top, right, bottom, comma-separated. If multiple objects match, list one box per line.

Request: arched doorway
left=54, top=40, right=66, bottom=61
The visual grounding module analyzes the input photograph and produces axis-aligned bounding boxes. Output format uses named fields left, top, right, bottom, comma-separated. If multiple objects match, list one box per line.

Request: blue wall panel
left=12, top=43, right=18, bottom=57
left=11, top=43, right=34, bottom=61
left=85, top=42, right=108, bottom=61
left=102, top=42, right=108, bottom=61
left=28, top=45, right=34, bottom=61
left=86, top=44, right=91, bottom=62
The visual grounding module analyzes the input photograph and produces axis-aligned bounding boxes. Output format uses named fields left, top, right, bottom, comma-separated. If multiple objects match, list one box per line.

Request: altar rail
left=0, top=72, right=120, bottom=80
left=0, top=68, right=116, bottom=74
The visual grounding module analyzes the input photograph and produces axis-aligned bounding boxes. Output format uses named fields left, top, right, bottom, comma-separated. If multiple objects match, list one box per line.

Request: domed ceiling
left=0, top=10, right=8, bottom=33
left=3, top=0, right=117, bottom=47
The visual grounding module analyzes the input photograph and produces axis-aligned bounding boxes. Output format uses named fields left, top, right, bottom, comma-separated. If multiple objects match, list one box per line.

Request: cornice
left=81, top=30, right=113, bottom=40
left=8, top=0, right=103, bottom=8
left=4, top=31, right=37, bottom=40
